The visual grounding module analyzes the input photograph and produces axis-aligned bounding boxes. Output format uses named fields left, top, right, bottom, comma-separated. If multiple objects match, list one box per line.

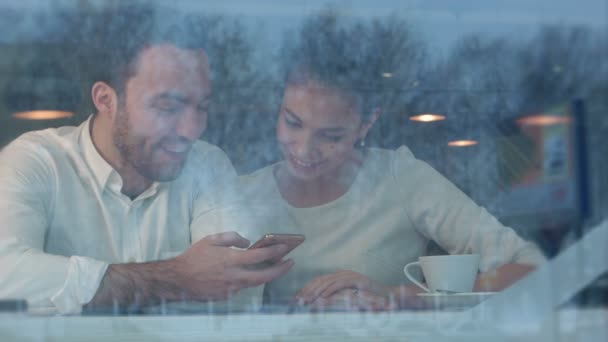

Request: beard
left=112, top=110, right=186, bottom=182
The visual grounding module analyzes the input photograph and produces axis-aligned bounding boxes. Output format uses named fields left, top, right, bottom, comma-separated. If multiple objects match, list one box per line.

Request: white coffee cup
left=403, top=254, right=480, bottom=293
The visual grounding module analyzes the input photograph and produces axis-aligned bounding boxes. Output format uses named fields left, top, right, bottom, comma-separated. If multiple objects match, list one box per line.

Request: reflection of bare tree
left=201, top=17, right=279, bottom=174
left=2, top=1, right=606, bottom=213
left=430, top=35, right=522, bottom=202
left=518, top=26, right=605, bottom=108
left=516, top=26, right=608, bottom=224
left=430, top=25, right=607, bottom=225
left=0, top=4, right=86, bottom=146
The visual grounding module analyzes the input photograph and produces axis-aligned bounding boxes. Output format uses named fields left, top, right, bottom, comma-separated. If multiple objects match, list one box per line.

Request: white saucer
left=416, top=292, right=496, bottom=310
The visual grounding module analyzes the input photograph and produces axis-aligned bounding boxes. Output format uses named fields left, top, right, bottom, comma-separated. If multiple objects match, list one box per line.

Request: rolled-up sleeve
left=0, top=141, right=108, bottom=314
left=50, top=256, right=108, bottom=314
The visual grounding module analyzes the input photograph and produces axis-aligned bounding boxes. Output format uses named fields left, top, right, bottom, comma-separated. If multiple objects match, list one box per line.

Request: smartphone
left=248, top=233, right=305, bottom=255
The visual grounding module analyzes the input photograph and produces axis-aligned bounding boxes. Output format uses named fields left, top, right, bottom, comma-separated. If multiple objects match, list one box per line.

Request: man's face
left=112, top=44, right=211, bottom=182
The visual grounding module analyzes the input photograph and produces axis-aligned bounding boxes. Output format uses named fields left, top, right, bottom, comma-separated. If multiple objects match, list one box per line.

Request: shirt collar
left=80, top=115, right=114, bottom=190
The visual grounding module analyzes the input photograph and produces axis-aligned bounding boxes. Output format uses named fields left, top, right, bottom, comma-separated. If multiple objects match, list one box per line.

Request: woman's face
left=276, top=82, right=368, bottom=181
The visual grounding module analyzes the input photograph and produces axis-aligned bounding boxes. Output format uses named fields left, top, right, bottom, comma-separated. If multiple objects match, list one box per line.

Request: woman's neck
left=274, top=150, right=364, bottom=208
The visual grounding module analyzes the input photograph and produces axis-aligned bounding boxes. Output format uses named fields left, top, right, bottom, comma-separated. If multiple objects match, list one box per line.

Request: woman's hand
left=474, top=263, right=535, bottom=292
left=294, top=270, right=391, bottom=305
left=307, top=288, right=398, bottom=312
left=304, top=285, right=427, bottom=311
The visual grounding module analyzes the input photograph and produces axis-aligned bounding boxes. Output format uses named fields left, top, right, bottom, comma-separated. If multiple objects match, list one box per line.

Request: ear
left=91, top=82, right=118, bottom=119
left=358, top=107, right=382, bottom=140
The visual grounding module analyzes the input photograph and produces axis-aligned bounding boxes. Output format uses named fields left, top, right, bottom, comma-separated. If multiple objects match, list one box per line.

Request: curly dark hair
left=281, top=12, right=381, bottom=122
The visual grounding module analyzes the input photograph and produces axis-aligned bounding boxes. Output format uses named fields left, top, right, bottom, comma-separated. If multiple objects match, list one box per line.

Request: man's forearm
left=86, top=259, right=183, bottom=309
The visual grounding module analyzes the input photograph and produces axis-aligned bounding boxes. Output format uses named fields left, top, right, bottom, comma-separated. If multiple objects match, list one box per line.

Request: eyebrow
left=284, top=107, right=347, bottom=133
left=152, top=92, right=187, bottom=103
left=321, top=127, right=347, bottom=133
left=283, top=107, right=302, bottom=122
left=153, top=92, right=211, bottom=105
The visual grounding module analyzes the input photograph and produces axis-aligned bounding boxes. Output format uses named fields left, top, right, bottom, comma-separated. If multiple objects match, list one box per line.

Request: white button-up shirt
left=0, top=116, right=237, bottom=314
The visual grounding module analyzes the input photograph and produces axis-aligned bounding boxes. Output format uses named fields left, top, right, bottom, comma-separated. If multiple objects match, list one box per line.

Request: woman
left=237, top=63, right=545, bottom=310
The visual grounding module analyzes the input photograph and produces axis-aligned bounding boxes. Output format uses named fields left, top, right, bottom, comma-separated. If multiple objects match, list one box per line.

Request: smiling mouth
left=163, top=145, right=190, bottom=153
left=161, top=144, right=191, bottom=161
left=289, top=153, right=325, bottom=170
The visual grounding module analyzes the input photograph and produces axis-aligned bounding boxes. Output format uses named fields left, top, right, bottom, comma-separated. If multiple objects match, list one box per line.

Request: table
left=1, top=307, right=606, bottom=341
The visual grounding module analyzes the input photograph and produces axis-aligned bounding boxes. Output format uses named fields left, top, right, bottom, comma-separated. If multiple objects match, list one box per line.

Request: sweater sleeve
left=393, top=146, right=546, bottom=272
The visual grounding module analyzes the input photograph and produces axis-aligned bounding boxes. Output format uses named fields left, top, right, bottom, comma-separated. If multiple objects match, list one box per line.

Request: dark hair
left=83, top=3, right=208, bottom=98
left=281, top=14, right=379, bottom=122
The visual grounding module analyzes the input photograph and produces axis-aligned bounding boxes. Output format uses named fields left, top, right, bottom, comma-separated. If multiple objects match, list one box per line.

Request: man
left=0, top=5, right=292, bottom=314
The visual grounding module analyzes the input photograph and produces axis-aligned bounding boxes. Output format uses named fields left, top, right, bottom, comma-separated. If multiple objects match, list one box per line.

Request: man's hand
left=294, top=270, right=391, bottom=305
left=86, top=231, right=294, bottom=309
left=170, top=231, right=295, bottom=300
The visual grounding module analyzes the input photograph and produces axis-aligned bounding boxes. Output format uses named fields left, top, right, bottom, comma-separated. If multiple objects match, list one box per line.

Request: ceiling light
left=516, top=115, right=570, bottom=126
left=4, top=77, right=80, bottom=121
left=12, top=110, right=74, bottom=120
left=448, top=140, right=478, bottom=147
left=409, top=114, right=446, bottom=122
